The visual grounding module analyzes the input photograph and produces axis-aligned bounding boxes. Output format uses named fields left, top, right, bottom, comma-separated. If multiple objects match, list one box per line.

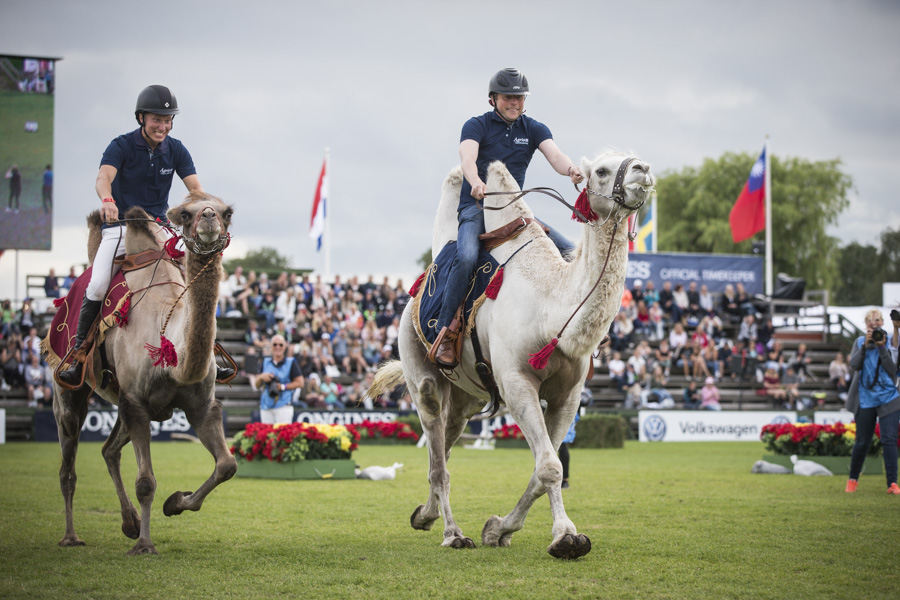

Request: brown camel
left=48, top=193, right=236, bottom=555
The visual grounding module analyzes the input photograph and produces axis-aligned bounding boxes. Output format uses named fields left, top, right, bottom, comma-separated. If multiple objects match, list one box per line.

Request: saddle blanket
left=43, top=267, right=130, bottom=364
left=413, top=241, right=499, bottom=345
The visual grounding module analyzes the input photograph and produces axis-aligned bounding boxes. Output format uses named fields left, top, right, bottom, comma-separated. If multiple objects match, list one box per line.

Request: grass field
left=1, top=440, right=897, bottom=599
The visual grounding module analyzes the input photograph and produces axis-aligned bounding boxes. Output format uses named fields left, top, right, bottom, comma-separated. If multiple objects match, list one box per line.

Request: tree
left=223, top=246, right=293, bottom=273
left=656, top=152, right=852, bottom=291
left=834, top=242, right=882, bottom=305
left=417, top=248, right=432, bottom=272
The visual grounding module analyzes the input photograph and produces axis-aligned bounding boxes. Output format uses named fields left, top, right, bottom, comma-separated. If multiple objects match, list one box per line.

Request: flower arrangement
left=356, top=420, right=420, bottom=443
left=230, top=422, right=360, bottom=463
left=760, top=422, right=887, bottom=457
left=493, top=423, right=525, bottom=440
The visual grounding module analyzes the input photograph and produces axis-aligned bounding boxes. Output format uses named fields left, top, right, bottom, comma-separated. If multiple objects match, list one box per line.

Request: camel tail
left=367, top=360, right=406, bottom=401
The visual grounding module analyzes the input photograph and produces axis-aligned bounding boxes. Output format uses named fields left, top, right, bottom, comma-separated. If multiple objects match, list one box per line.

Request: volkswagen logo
left=643, top=415, right=667, bottom=442
left=770, top=415, right=791, bottom=425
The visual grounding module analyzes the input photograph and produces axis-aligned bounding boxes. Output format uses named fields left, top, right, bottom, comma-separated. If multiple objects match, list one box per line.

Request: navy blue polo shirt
left=458, top=111, right=552, bottom=211
left=99, top=128, right=197, bottom=226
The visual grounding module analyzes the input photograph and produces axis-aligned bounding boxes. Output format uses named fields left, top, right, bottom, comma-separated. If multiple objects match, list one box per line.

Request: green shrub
left=397, top=413, right=423, bottom=437
left=572, top=414, right=627, bottom=448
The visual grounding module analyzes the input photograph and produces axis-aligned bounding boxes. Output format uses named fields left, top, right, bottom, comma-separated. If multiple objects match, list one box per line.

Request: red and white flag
left=729, top=147, right=766, bottom=243
left=309, top=158, right=327, bottom=251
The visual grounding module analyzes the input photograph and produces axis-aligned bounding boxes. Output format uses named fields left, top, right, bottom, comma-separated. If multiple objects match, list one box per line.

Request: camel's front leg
left=53, top=385, right=90, bottom=547
left=101, top=416, right=141, bottom=540
left=163, top=399, right=236, bottom=516
left=118, top=395, right=158, bottom=555
left=409, top=375, right=475, bottom=549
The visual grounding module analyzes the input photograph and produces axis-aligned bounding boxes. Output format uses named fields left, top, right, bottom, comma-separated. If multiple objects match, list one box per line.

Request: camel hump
left=431, top=166, right=465, bottom=256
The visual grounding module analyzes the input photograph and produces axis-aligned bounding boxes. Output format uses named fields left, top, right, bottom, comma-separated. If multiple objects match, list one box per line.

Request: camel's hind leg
left=101, top=416, right=141, bottom=540
left=162, top=397, right=236, bottom=517
left=53, top=384, right=91, bottom=547
left=117, top=393, right=158, bottom=555
left=408, top=371, right=476, bottom=549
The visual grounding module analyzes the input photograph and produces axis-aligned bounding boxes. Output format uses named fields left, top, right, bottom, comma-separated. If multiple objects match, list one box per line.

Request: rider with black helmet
left=59, top=85, right=215, bottom=386
left=428, top=68, right=585, bottom=369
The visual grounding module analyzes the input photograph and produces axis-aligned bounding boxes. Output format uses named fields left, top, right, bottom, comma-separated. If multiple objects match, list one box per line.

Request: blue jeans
left=436, top=204, right=574, bottom=329
left=849, top=405, right=900, bottom=486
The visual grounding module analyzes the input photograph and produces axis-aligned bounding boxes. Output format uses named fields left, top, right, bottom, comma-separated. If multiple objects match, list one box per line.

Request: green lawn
left=0, top=440, right=896, bottom=599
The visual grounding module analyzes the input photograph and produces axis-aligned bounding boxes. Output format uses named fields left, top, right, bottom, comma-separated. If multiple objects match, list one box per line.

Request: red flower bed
left=493, top=423, right=525, bottom=440
left=356, top=419, right=419, bottom=442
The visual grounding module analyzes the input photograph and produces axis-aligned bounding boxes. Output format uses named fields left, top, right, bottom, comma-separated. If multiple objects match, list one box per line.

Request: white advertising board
left=813, top=410, right=855, bottom=425
left=0, top=408, right=5, bottom=444
left=638, top=410, right=796, bottom=442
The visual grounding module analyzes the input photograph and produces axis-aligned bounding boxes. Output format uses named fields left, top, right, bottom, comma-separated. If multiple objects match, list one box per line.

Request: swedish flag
left=635, top=204, right=654, bottom=253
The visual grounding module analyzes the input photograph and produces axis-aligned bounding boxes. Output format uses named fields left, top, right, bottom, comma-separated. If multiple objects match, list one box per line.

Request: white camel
left=369, top=151, right=654, bottom=558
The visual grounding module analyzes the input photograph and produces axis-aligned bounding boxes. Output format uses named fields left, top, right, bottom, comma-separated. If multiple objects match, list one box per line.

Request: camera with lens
left=871, top=328, right=887, bottom=343
left=891, top=309, right=900, bottom=322
left=268, top=382, right=282, bottom=399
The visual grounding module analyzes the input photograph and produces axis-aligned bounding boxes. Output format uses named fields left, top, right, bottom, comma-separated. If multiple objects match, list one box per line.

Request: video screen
left=0, top=55, right=56, bottom=251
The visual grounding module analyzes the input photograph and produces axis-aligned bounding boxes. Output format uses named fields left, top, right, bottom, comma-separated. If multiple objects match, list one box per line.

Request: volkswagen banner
left=639, top=411, right=796, bottom=442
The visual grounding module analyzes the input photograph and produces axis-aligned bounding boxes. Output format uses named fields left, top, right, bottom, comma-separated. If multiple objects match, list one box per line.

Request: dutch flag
left=309, top=158, right=327, bottom=251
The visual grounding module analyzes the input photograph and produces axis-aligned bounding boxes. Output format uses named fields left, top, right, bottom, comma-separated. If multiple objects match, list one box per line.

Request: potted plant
left=230, top=422, right=360, bottom=479
left=759, top=422, right=885, bottom=475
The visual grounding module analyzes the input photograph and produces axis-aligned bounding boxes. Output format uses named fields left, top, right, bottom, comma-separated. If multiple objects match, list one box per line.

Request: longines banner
left=638, top=411, right=797, bottom=442
left=33, top=409, right=213, bottom=442
left=626, top=252, right=764, bottom=295
left=250, top=409, right=412, bottom=425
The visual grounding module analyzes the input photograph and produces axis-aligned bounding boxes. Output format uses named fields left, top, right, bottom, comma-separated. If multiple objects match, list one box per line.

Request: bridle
left=180, top=208, right=232, bottom=255
left=583, top=157, right=646, bottom=212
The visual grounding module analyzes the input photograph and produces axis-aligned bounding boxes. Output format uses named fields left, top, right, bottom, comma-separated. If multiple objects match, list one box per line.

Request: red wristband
left=102, top=197, right=115, bottom=203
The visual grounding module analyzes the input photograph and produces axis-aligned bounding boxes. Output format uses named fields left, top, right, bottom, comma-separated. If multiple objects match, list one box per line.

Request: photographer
left=844, top=309, right=900, bottom=495
left=255, top=334, right=304, bottom=425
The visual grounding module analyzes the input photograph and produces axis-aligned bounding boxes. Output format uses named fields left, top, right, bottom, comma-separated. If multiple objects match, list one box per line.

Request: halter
left=180, top=208, right=232, bottom=255
left=582, top=157, right=646, bottom=212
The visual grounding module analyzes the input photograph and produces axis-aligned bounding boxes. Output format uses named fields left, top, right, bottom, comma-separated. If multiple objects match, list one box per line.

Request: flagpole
left=764, top=136, right=772, bottom=296
left=651, top=190, right=658, bottom=253
left=324, top=147, right=331, bottom=283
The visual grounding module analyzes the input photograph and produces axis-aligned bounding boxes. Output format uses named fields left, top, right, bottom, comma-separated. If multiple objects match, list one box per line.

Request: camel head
left=166, top=192, right=234, bottom=255
left=579, top=152, right=654, bottom=221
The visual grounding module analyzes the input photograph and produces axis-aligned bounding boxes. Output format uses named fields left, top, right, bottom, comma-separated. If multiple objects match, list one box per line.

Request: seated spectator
left=654, top=338, right=672, bottom=377
left=669, top=322, right=688, bottom=363
left=759, top=367, right=797, bottom=409
left=735, top=282, right=754, bottom=315
left=256, top=289, right=277, bottom=331
left=683, top=380, right=701, bottom=409
left=686, top=281, right=701, bottom=318
left=61, top=266, right=78, bottom=297
left=627, top=344, right=648, bottom=385
left=737, top=314, right=758, bottom=345
left=2, top=299, right=16, bottom=337
left=609, top=310, right=634, bottom=351
left=720, top=284, right=742, bottom=324
left=22, top=326, right=42, bottom=364
left=698, top=284, right=714, bottom=316
left=633, top=300, right=650, bottom=338
left=319, top=374, right=344, bottom=408
left=227, top=266, right=247, bottom=313
left=788, top=343, right=815, bottom=381
left=623, top=362, right=642, bottom=409
left=828, top=351, right=850, bottom=401
left=274, top=288, right=297, bottom=322
left=24, top=354, right=52, bottom=408
left=658, top=281, right=675, bottom=322
left=702, top=342, right=719, bottom=380
left=781, top=366, right=803, bottom=408
left=235, top=270, right=258, bottom=315
left=1, top=337, right=25, bottom=388
left=608, top=351, right=626, bottom=392
left=700, top=377, right=721, bottom=411
left=643, top=280, right=659, bottom=307
left=630, top=279, right=644, bottom=305
left=765, top=340, right=785, bottom=374
left=648, top=302, right=664, bottom=341
left=331, top=328, right=349, bottom=367
left=244, top=319, right=265, bottom=349
left=640, top=364, right=675, bottom=408
left=44, top=268, right=60, bottom=299
left=757, top=317, right=775, bottom=349
left=301, top=373, right=326, bottom=409
left=672, top=283, right=688, bottom=324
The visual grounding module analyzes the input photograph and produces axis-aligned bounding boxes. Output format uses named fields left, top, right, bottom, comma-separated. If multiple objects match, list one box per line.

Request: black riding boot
left=58, top=297, right=103, bottom=386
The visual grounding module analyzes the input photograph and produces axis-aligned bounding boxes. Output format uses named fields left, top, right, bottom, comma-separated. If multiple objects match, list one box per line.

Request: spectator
left=244, top=319, right=265, bottom=350
left=720, top=284, right=742, bottom=324
left=735, top=283, right=754, bottom=315
left=757, top=317, right=775, bottom=349
left=256, top=289, right=277, bottom=331
left=559, top=410, right=579, bottom=489
left=700, top=377, right=721, bottom=411
left=654, top=338, right=672, bottom=377
left=737, top=314, right=757, bottom=346
left=274, top=287, right=297, bottom=322
left=844, top=308, right=900, bottom=495
left=828, top=351, right=850, bottom=401
left=61, top=266, right=78, bottom=297
left=609, top=310, right=634, bottom=351
left=630, top=279, right=644, bottom=305
left=686, top=281, right=701, bottom=319
left=698, top=284, right=714, bottom=316
left=1, top=336, right=24, bottom=388
left=254, top=334, right=303, bottom=424
left=760, top=367, right=794, bottom=409
left=782, top=366, right=803, bottom=408
left=683, top=380, right=701, bottom=410
left=648, top=302, right=664, bottom=341
left=788, top=343, right=815, bottom=381
left=319, top=374, right=344, bottom=408
left=658, top=281, right=675, bottom=323
left=765, top=339, right=786, bottom=374
left=235, top=270, right=258, bottom=315
left=669, top=322, right=688, bottom=364
left=6, top=164, right=21, bottom=213
left=634, top=300, right=650, bottom=338
left=24, top=354, right=52, bottom=407
left=608, top=351, right=627, bottom=392
left=44, top=269, right=60, bottom=299
left=22, top=326, right=41, bottom=364
left=640, top=364, right=675, bottom=408
left=301, top=373, right=326, bottom=409
left=623, top=362, right=642, bottom=409
left=627, top=344, right=648, bottom=385
left=672, top=283, right=688, bottom=324
left=643, top=280, right=659, bottom=307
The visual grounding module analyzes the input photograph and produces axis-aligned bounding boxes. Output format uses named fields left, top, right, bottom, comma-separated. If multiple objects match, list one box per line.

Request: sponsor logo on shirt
left=159, top=167, right=174, bottom=175
left=513, top=137, right=529, bottom=145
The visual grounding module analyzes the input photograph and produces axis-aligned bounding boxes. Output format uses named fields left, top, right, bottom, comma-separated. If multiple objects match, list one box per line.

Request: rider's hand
left=567, top=165, right=584, bottom=185
left=471, top=181, right=487, bottom=200
left=100, top=201, right=119, bottom=223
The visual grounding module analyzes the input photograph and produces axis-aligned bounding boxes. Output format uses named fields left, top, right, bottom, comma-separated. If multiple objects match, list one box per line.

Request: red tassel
left=164, top=235, right=185, bottom=259
left=528, top=338, right=558, bottom=370
left=114, top=295, right=131, bottom=327
left=53, top=296, right=66, bottom=307
left=145, top=334, right=178, bottom=367
left=485, top=266, right=504, bottom=300
left=408, top=271, right=426, bottom=297
left=572, top=188, right=598, bottom=222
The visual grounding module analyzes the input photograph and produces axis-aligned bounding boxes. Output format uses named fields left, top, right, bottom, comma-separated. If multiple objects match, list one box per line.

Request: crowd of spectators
left=220, top=269, right=413, bottom=410
left=601, top=279, right=840, bottom=410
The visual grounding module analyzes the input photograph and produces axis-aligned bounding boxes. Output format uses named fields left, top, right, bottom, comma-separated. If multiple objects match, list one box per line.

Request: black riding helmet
left=488, top=68, right=530, bottom=97
left=134, top=85, right=179, bottom=126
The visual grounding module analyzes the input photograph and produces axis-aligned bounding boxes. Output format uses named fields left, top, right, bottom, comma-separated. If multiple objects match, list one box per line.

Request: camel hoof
left=410, top=505, right=434, bottom=531
left=444, top=536, right=476, bottom=549
left=481, top=515, right=510, bottom=547
left=121, top=508, right=140, bottom=539
left=126, top=540, right=158, bottom=556
left=547, top=533, right=592, bottom=560
left=163, top=490, right=192, bottom=517
left=58, top=535, right=86, bottom=547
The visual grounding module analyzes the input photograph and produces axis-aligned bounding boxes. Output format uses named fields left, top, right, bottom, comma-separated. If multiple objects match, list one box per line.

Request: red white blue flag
left=309, top=158, right=327, bottom=251
left=729, top=147, right=766, bottom=243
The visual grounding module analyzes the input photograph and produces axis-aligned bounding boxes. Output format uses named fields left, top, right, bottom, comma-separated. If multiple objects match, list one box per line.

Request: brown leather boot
left=428, top=324, right=460, bottom=369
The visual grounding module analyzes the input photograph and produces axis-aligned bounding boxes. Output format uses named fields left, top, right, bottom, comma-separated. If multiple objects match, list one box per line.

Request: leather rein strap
left=479, top=217, right=548, bottom=251
left=115, top=249, right=180, bottom=273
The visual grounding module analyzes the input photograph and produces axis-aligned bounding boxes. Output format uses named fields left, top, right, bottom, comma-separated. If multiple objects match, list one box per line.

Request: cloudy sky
left=1, top=0, right=899, bottom=302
